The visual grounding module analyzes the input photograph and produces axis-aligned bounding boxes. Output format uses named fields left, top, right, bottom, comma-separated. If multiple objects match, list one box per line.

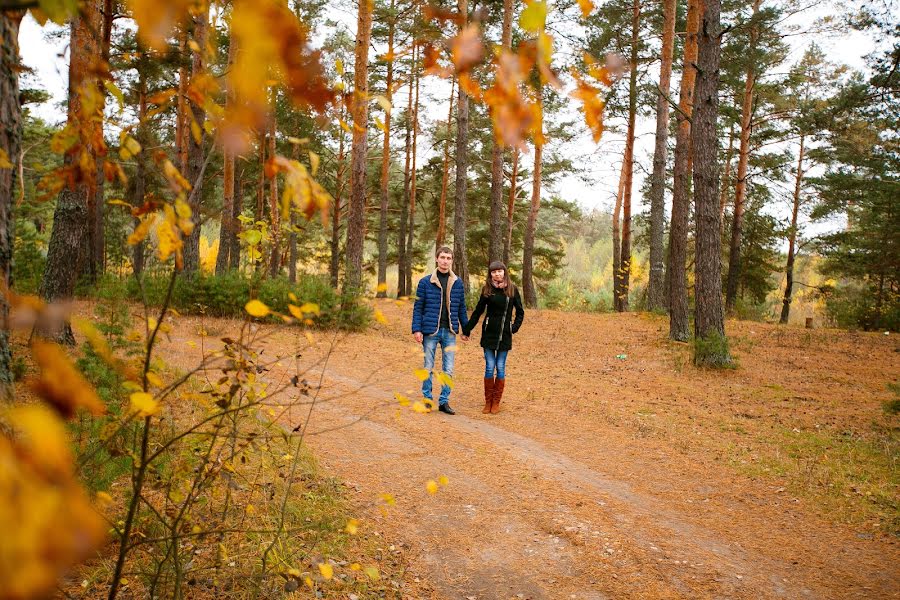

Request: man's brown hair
left=435, top=245, right=453, bottom=258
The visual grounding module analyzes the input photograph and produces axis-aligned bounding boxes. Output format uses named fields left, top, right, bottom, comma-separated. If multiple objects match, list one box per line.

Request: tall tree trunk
left=344, top=0, right=373, bottom=292
left=397, top=71, right=413, bottom=296
left=176, top=30, right=189, bottom=173
left=487, top=0, right=514, bottom=262
left=288, top=127, right=300, bottom=283
left=182, top=11, right=208, bottom=274
left=718, top=124, right=735, bottom=234
left=229, top=166, right=242, bottom=271
left=268, top=106, right=281, bottom=277
left=85, top=0, right=114, bottom=282
left=377, top=0, right=395, bottom=297
left=330, top=114, right=346, bottom=288
left=725, top=0, right=761, bottom=312
left=436, top=77, right=455, bottom=250
left=666, top=0, right=701, bottom=341
left=503, top=147, right=518, bottom=265
left=452, top=0, right=470, bottom=292
left=405, top=44, right=419, bottom=294
left=216, top=33, right=238, bottom=275
left=0, top=10, right=23, bottom=392
left=132, top=68, right=148, bottom=276
left=612, top=156, right=626, bottom=305
left=616, top=0, right=640, bottom=313
left=780, top=133, right=804, bottom=324
left=40, top=2, right=103, bottom=344
left=692, top=0, right=729, bottom=364
left=646, top=0, right=675, bottom=311
left=522, top=91, right=542, bottom=309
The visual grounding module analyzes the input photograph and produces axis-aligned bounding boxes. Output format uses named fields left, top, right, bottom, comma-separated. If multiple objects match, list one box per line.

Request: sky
left=15, top=1, right=888, bottom=229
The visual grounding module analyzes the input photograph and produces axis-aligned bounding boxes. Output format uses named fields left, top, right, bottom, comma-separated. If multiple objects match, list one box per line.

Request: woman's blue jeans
left=484, top=349, right=509, bottom=379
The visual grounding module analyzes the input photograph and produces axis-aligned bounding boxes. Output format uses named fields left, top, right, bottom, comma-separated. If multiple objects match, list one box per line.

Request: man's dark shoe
left=438, top=403, right=456, bottom=415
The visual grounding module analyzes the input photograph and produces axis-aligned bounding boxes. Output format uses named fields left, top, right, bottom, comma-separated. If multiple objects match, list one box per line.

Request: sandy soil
left=151, top=299, right=899, bottom=600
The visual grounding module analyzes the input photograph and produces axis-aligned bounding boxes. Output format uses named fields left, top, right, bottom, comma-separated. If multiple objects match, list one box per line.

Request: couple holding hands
left=410, top=246, right=525, bottom=416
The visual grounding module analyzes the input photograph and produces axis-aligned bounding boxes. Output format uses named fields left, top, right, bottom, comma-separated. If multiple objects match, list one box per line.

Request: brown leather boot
left=482, top=377, right=495, bottom=414
left=491, top=378, right=505, bottom=414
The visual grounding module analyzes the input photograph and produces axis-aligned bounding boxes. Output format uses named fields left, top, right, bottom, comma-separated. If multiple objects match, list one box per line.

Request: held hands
left=413, top=332, right=423, bottom=343
left=461, top=334, right=469, bottom=341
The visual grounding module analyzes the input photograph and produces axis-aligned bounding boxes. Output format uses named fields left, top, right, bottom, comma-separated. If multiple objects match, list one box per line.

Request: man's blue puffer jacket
left=411, top=270, right=469, bottom=335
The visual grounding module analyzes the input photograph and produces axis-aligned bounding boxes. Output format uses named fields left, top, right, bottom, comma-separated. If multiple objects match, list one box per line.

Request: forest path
left=156, top=299, right=899, bottom=599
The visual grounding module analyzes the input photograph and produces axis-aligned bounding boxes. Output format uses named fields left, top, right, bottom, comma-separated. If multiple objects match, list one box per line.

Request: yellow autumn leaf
left=127, top=213, right=156, bottom=246
left=130, top=392, right=159, bottom=417
left=426, top=480, right=438, bottom=495
left=245, top=504, right=256, bottom=515
left=379, top=493, right=395, bottom=505
left=436, top=372, right=454, bottom=389
left=349, top=563, right=361, bottom=571
left=345, top=518, right=359, bottom=534
left=7, top=404, right=74, bottom=480
left=376, top=282, right=388, bottom=293
left=364, top=566, right=380, bottom=581
left=145, top=371, right=163, bottom=388
left=318, top=562, right=333, bottom=580
left=308, top=151, right=320, bottom=176
left=438, top=475, right=449, bottom=486
left=298, top=302, right=320, bottom=316
left=394, top=392, right=410, bottom=406
left=374, top=310, right=388, bottom=324
left=375, top=116, right=386, bottom=131
left=577, top=0, right=594, bottom=18
left=96, top=491, right=113, bottom=506
left=519, top=0, right=547, bottom=33
left=414, top=368, right=430, bottom=381
left=374, top=95, right=391, bottom=112
left=245, top=299, right=270, bottom=317
left=412, top=401, right=430, bottom=414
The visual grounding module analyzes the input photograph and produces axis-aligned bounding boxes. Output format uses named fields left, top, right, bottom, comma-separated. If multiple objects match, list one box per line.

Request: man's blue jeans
left=484, top=349, right=509, bottom=379
left=422, top=327, right=456, bottom=406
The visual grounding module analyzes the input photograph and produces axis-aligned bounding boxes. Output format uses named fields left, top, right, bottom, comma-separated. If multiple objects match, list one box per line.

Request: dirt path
left=154, top=300, right=899, bottom=599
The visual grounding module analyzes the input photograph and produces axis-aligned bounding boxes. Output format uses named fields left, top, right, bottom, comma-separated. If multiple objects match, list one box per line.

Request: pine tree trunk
left=132, top=70, right=148, bottom=276
left=612, top=156, right=626, bottom=308
left=216, top=33, right=237, bottom=275
left=647, top=0, right=675, bottom=312
left=405, top=45, right=419, bottom=294
left=397, top=73, right=412, bottom=296
left=40, top=3, right=103, bottom=344
left=344, top=0, right=373, bottom=292
left=780, top=133, right=804, bottom=324
left=503, top=147, right=518, bottom=265
left=330, top=116, right=346, bottom=289
left=182, top=11, right=208, bottom=274
left=436, top=77, right=455, bottom=250
left=617, top=0, right=640, bottom=313
left=488, top=0, right=514, bottom=262
left=229, top=167, right=242, bottom=271
left=666, top=0, right=701, bottom=341
left=288, top=131, right=300, bottom=282
left=0, top=10, right=23, bottom=391
left=692, top=0, right=730, bottom=364
left=452, top=0, right=470, bottom=293
left=522, top=92, right=543, bottom=309
left=718, top=125, right=735, bottom=234
left=268, top=108, right=281, bottom=278
left=725, top=0, right=761, bottom=312
left=377, top=1, right=395, bottom=298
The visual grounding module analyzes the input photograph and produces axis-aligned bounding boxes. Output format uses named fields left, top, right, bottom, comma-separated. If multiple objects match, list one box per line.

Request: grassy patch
left=693, top=331, right=736, bottom=369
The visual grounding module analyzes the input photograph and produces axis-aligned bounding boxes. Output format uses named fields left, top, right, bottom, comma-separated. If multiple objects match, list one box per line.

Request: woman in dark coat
left=462, top=261, right=525, bottom=414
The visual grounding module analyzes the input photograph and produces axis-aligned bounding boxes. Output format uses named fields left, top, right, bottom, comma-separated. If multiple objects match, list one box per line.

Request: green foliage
left=822, top=281, right=900, bottom=332
left=124, top=272, right=371, bottom=331
left=693, top=331, right=735, bottom=369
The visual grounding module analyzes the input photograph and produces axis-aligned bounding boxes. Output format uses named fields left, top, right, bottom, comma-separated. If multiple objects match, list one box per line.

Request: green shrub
left=693, top=330, right=735, bottom=368
left=824, top=283, right=900, bottom=332
left=123, top=272, right=370, bottom=331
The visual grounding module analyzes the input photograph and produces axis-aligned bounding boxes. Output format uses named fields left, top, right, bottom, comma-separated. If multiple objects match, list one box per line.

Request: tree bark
left=40, top=2, right=103, bottom=344
left=503, top=147, right=518, bottom=265
left=725, top=0, right=761, bottom=312
left=718, top=124, right=735, bottom=234
left=405, top=44, right=420, bottom=294
left=182, top=11, right=208, bottom=274
left=616, top=0, right=640, bottom=313
left=522, top=91, right=542, bottom=309
left=646, top=0, right=675, bottom=312
left=268, top=106, right=281, bottom=277
left=487, top=0, right=514, bottom=262
left=131, top=69, right=148, bottom=276
left=216, top=33, right=238, bottom=275
left=377, top=0, right=395, bottom=297
left=436, top=77, right=455, bottom=250
left=344, top=0, right=373, bottom=292
left=666, top=0, right=701, bottom=341
left=397, top=69, right=413, bottom=296
left=780, top=133, right=804, bottom=324
left=692, top=0, right=729, bottom=363
left=229, top=167, right=242, bottom=271
left=0, top=11, right=23, bottom=391
left=452, top=0, right=470, bottom=293
left=612, top=155, right=626, bottom=307
left=330, top=113, right=346, bottom=288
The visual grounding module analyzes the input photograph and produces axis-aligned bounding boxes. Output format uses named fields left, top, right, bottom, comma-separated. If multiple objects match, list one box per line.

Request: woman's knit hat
left=488, top=260, right=506, bottom=272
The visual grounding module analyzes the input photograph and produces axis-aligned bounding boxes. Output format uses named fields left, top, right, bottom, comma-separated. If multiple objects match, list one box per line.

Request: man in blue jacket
left=411, top=246, right=469, bottom=415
